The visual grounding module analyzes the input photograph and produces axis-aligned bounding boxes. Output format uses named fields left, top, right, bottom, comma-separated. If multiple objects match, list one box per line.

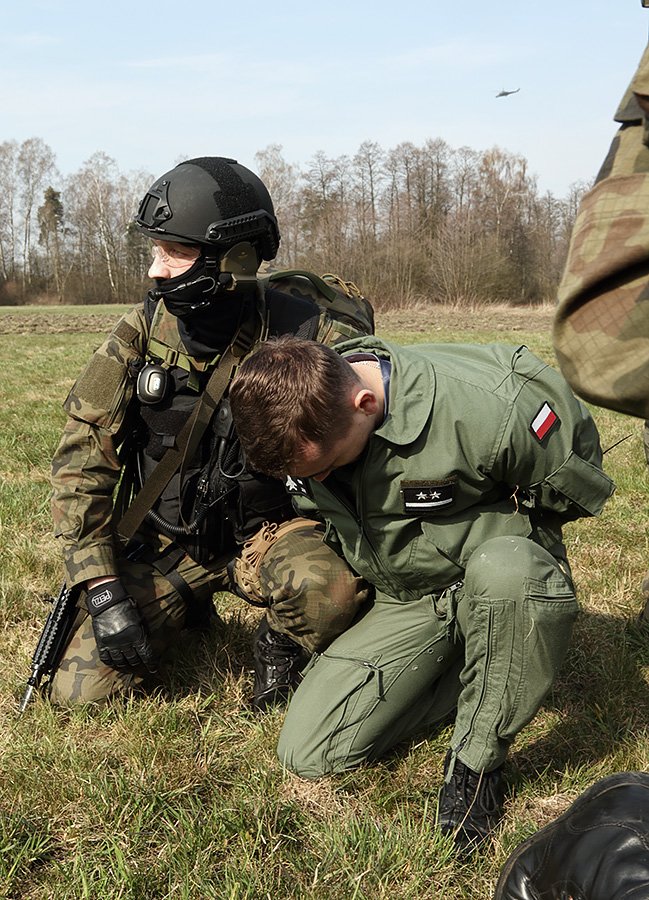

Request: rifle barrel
left=18, top=680, right=36, bottom=715
left=19, top=584, right=78, bottom=714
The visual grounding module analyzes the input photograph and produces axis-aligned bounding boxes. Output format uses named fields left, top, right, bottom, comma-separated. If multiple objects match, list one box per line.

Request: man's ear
left=354, top=389, right=379, bottom=416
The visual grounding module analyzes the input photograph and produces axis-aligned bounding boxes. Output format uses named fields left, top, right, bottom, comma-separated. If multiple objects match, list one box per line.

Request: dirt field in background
left=0, top=313, right=118, bottom=334
left=376, top=303, right=555, bottom=334
left=0, top=304, right=556, bottom=336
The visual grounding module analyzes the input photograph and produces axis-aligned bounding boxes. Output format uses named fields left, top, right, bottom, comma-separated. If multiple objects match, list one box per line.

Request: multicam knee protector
left=229, top=519, right=319, bottom=606
left=229, top=517, right=370, bottom=652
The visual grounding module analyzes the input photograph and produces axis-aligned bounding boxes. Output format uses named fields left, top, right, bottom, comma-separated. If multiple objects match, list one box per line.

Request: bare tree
left=299, top=152, right=352, bottom=270
left=254, top=145, right=299, bottom=266
left=471, top=147, right=542, bottom=302
left=64, top=153, right=126, bottom=302
left=116, top=168, right=155, bottom=299
left=352, top=141, right=384, bottom=242
left=0, top=141, right=19, bottom=292
left=17, top=138, right=57, bottom=295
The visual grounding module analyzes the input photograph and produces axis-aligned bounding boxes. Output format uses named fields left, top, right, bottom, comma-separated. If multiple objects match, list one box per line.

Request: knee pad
left=464, top=536, right=558, bottom=600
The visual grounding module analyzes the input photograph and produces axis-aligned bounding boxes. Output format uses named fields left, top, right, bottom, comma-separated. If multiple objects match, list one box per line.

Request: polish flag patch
left=530, top=402, right=559, bottom=443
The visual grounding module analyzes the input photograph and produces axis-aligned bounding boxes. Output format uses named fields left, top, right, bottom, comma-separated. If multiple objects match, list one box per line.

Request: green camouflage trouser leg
left=232, top=519, right=370, bottom=654
left=49, top=547, right=224, bottom=703
left=278, top=536, right=578, bottom=779
left=50, top=518, right=368, bottom=704
left=640, top=422, right=649, bottom=620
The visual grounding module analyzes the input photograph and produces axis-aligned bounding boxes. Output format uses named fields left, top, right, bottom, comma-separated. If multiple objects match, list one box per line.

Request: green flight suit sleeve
left=50, top=307, right=147, bottom=587
left=491, top=355, right=615, bottom=521
left=553, top=44, right=649, bottom=419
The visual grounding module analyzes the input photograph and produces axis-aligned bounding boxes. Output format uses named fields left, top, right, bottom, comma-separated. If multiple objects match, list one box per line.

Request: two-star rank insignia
left=284, top=475, right=313, bottom=498
left=530, top=402, right=560, bottom=444
left=401, top=478, right=456, bottom=513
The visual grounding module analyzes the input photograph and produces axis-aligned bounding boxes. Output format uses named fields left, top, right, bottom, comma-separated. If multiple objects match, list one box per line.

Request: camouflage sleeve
left=51, top=306, right=148, bottom=587
left=553, top=44, right=649, bottom=419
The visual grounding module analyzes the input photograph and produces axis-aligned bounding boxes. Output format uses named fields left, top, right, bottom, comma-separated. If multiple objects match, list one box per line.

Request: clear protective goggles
left=150, top=243, right=201, bottom=269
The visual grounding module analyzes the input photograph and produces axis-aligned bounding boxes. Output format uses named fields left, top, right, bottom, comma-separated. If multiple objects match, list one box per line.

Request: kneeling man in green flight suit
left=228, top=334, right=615, bottom=854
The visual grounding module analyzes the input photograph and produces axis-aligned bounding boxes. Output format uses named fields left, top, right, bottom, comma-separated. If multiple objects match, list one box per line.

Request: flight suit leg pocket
left=278, top=650, right=382, bottom=778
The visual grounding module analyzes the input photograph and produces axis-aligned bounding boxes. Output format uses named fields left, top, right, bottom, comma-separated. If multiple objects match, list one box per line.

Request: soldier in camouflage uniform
left=553, top=42, right=649, bottom=616
left=49, top=157, right=373, bottom=709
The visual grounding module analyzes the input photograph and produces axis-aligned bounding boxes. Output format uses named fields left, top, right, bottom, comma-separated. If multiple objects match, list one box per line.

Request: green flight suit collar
left=338, top=336, right=436, bottom=446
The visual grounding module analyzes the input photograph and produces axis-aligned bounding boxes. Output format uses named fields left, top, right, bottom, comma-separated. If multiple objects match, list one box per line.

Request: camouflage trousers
left=640, top=422, right=649, bottom=621
left=49, top=518, right=369, bottom=704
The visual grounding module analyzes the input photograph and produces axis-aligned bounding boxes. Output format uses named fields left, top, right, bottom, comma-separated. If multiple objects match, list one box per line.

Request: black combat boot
left=494, top=772, right=649, bottom=900
left=252, top=618, right=309, bottom=713
left=437, top=750, right=506, bottom=855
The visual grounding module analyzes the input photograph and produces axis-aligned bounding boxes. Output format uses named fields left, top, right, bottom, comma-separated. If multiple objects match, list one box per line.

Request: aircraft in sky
left=496, top=88, right=520, bottom=98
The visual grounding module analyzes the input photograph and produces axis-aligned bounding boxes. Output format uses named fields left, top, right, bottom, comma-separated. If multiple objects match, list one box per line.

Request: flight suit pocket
left=539, top=450, right=615, bottom=518
left=278, top=651, right=382, bottom=776
left=497, top=574, right=578, bottom=739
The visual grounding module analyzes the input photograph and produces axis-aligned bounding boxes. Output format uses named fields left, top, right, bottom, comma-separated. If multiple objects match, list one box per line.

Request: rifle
left=19, top=582, right=80, bottom=713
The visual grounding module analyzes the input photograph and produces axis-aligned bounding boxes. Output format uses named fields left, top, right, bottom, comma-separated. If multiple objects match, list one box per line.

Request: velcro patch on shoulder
left=285, top=476, right=313, bottom=499
left=72, top=356, right=124, bottom=410
left=113, top=319, right=139, bottom=345
left=530, top=402, right=560, bottom=443
left=401, top=478, right=456, bottom=512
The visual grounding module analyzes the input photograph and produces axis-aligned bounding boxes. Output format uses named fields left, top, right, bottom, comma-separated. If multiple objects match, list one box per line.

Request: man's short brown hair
left=230, top=336, right=360, bottom=477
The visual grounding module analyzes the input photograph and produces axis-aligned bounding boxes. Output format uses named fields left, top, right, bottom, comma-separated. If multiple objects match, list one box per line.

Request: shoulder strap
left=265, top=269, right=340, bottom=302
left=146, top=300, right=220, bottom=375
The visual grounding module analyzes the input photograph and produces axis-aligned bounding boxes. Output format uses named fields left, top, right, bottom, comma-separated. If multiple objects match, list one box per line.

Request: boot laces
left=256, top=632, right=302, bottom=676
left=440, top=757, right=504, bottom=837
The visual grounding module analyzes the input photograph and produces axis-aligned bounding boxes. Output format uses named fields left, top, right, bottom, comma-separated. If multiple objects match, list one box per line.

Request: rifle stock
left=19, top=582, right=80, bottom=713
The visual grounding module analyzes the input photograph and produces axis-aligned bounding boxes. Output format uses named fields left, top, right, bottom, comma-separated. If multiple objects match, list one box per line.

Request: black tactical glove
left=86, top=579, right=157, bottom=673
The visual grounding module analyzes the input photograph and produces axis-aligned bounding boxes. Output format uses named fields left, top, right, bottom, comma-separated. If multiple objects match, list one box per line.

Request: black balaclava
left=149, top=254, right=245, bottom=356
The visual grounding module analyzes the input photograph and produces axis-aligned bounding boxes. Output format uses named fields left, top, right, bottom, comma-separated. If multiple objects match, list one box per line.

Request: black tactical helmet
left=134, top=156, right=280, bottom=261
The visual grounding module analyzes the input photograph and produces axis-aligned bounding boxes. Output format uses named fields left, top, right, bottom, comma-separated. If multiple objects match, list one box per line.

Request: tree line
left=0, top=137, right=587, bottom=309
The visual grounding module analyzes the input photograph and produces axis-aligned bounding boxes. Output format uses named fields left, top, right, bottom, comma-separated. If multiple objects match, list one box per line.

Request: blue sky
left=1, top=0, right=647, bottom=197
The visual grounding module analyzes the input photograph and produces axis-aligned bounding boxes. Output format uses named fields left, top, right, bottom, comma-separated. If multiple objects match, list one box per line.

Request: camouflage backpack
left=259, top=269, right=375, bottom=345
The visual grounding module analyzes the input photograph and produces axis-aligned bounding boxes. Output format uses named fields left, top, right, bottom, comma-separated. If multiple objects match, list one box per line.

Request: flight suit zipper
left=321, top=467, right=405, bottom=600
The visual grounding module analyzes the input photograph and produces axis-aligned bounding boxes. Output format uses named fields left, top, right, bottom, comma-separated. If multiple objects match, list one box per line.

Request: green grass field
left=1, top=307, right=647, bottom=899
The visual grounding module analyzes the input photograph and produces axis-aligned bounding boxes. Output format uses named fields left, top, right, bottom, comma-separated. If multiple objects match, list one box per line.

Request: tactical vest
left=133, top=272, right=374, bottom=566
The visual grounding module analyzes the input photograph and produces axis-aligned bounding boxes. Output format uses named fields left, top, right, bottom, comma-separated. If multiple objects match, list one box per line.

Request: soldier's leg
left=449, top=535, right=579, bottom=775
left=232, top=518, right=370, bottom=653
left=49, top=549, right=222, bottom=704
left=640, top=421, right=649, bottom=620
left=231, top=518, right=371, bottom=711
left=277, top=587, right=466, bottom=778
left=437, top=537, right=578, bottom=854
left=278, top=537, right=578, bottom=782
